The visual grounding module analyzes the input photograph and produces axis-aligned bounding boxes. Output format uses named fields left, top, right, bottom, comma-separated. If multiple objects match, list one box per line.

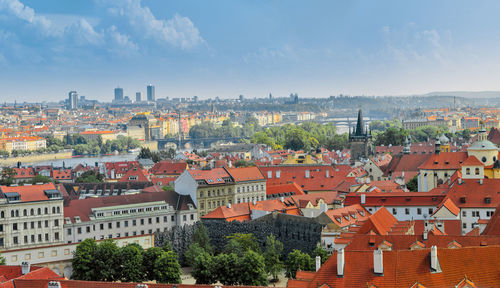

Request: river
left=26, top=153, right=139, bottom=168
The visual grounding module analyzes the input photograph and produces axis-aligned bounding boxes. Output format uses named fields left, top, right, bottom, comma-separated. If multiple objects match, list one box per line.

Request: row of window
left=11, top=232, right=60, bottom=246
left=68, top=214, right=195, bottom=235
left=462, top=210, right=495, bottom=217
left=391, top=207, right=433, bottom=216
left=1, top=206, right=61, bottom=218
left=11, top=220, right=59, bottom=231
left=94, top=205, right=168, bottom=218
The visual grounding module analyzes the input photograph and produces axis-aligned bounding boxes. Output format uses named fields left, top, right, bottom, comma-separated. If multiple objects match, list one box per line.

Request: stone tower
left=349, top=109, right=372, bottom=164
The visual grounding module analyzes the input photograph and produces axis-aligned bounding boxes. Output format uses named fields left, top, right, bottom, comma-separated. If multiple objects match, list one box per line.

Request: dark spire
left=355, top=109, right=364, bottom=136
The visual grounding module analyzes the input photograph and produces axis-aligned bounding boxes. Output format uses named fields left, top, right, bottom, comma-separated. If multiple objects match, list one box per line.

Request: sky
left=1, top=0, right=500, bottom=102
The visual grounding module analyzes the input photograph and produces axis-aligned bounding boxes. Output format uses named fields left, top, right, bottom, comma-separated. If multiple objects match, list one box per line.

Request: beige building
left=0, top=183, right=64, bottom=250
left=1, top=234, right=153, bottom=278
left=79, top=130, right=117, bottom=142
left=0, top=136, right=46, bottom=153
left=175, top=167, right=266, bottom=217
left=64, top=190, right=197, bottom=243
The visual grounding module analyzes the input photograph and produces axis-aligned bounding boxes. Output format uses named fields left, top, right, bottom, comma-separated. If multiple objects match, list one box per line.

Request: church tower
left=349, top=109, right=372, bottom=165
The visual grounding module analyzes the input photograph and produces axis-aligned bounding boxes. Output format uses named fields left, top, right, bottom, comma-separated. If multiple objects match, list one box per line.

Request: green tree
left=30, top=174, right=52, bottom=184
left=143, top=247, right=164, bottom=281
left=374, top=127, right=407, bottom=146
left=191, top=251, right=217, bottom=284
left=0, top=253, right=5, bottom=265
left=120, top=243, right=145, bottom=282
left=285, top=249, right=314, bottom=278
left=75, top=170, right=104, bottom=183
left=93, top=240, right=121, bottom=281
left=162, top=240, right=174, bottom=252
left=285, top=128, right=316, bottom=151
left=225, top=233, right=260, bottom=254
left=193, top=223, right=213, bottom=253
left=311, top=245, right=330, bottom=265
left=71, top=238, right=98, bottom=280
left=251, top=131, right=277, bottom=148
left=238, top=250, right=269, bottom=286
left=325, top=134, right=349, bottom=151
left=153, top=251, right=182, bottom=284
left=264, top=234, right=284, bottom=281
left=213, top=253, right=240, bottom=285
left=0, top=167, right=15, bottom=185
left=234, top=160, right=255, bottom=167
left=406, top=175, right=418, bottom=192
left=184, top=242, right=205, bottom=267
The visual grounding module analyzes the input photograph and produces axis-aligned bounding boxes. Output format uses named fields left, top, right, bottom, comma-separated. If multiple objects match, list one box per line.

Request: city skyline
left=2, top=1, right=500, bottom=101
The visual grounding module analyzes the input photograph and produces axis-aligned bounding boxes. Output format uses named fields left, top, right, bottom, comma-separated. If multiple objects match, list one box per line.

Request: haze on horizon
left=1, top=0, right=500, bottom=102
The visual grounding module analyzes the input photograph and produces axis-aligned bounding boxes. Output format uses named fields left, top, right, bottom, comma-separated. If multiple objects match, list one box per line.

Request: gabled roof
left=356, top=207, right=399, bottom=235
left=482, top=204, right=500, bottom=236
left=461, top=155, right=484, bottom=167
left=323, top=204, right=370, bottom=228
left=188, top=168, right=230, bottom=185
left=149, top=160, right=187, bottom=176
left=226, top=166, right=265, bottom=182
left=0, top=183, right=58, bottom=202
left=432, top=197, right=460, bottom=217
left=266, top=183, right=305, bottom=197
left=418, top=152, right=468, bottom=170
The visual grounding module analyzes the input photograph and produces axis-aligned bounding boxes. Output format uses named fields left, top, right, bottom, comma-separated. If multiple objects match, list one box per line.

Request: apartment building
left=0, top=136, right=46, bottom=152
left=0, top=183, right=64, bottom=250
left=175, top=166, right=266, bottom=217
left=63, top=190, right=197, bottom=243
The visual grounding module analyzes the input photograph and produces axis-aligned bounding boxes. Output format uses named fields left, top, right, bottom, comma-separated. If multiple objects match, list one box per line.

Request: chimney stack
left=423, top=230, right=428, bottom=240
left=430, top=246, right=441, bottom=273
left=337, top=248, right=345, bottom=277
left=373, top=249, right=383, bottom=275
left=315, top=256, right=321, bottom=272
left=21, top=262, right=30, bottom=275
left=361, top=194, right=366, bottom=204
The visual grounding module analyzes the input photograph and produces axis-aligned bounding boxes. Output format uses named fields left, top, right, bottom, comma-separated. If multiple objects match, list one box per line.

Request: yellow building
left=1, top=136, right=47, bottom=152
left=282, top=154, right=319, bottom=165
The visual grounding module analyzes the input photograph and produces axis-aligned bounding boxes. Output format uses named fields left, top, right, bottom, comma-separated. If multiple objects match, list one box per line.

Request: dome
left=468, top=140, right=498, bottom=151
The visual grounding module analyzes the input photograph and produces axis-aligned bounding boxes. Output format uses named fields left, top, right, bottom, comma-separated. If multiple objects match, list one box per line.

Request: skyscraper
left=68, top=91, right=78, bottom=110
left=114, top=87, right=124, bottom=102
left=147, top=84, right=155, bottom=102
left=136, top=92, right=142, bottom=102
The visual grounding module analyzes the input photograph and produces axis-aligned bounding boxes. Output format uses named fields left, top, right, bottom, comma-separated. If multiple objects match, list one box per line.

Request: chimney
left=423, top=230, right=428, bottom=240
left=337, top=248, right=345, bottom=277
left=315, top=255, right=321, bottom=272
left=373, top=249, right=383, bottom=275
left=430, top=246, right=441, bottom=273
left=21, top=262, right=30, bottom=275
left=252, top=199, right=257, bottom=205
left=48, top=282, right=62, bottom=288
left=226, top=203, right=231, bottom=209
left=361, top=194, right=366, bottom=204
left=280, top=197, right=284, bottom=202
left=479, top=179, right=483, bottom=185
left=326, top=169, right=330, bottom=178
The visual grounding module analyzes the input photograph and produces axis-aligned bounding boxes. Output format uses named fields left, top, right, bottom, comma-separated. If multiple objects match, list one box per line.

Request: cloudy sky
left=1, top=0, right=500, bottom=102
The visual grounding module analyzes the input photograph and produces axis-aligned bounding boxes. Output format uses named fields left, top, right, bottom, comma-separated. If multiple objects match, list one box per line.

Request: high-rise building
left=147, top=84, right=155, bottom=102
left=136, top=92, right=142, bottom=102
left=68, top=91, right=78, bottom=110
left=114, top=87, right=124, bottom=102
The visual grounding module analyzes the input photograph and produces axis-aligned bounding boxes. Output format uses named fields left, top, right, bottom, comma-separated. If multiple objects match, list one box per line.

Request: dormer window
left=485, top=197, right=491, bottom=204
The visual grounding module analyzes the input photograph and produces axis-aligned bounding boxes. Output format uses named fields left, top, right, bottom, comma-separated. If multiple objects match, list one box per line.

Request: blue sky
left=1, top=0, right=500, bottom=102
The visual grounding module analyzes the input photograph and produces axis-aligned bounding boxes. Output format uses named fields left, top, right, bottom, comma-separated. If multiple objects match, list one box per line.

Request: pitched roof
left=266, top=183, right=305, bottom=197
left=0, top=183, right=58, bottom=202
left=323, top=204, right=370, bottom=228
left=482, top=204, right=500, bottom=236
left=149, top=160, right=187, bottom=176
left=461, top=155, right=484, bottom=167
left=418, top=152, right=468, bottom=170
left=226, top=166, right=265, bottom=182
left=188, top=168, right=230, bottom=185
left=356, top=207, right=399, bottom=235
left=64, top=190, right=195, bottom=222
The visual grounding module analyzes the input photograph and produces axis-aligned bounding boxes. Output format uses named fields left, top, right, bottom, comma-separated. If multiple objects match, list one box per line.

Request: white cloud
left=107, top=25, right=138, bottom=57
left=0, top=0, right=56, bottom=36
left=99, top=0, right=204, bottom=49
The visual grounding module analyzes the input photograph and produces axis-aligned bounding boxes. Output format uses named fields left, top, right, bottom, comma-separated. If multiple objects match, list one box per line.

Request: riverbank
left=0, top=150, right=74, bottom=166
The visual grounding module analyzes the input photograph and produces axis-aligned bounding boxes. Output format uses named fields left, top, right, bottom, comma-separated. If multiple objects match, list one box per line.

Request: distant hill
left=422, top=91, right=500, bottom=98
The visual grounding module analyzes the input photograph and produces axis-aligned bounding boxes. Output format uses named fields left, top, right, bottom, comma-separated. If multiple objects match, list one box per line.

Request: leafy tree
left=238, top=250, right=269, bottom=286
left=153, top=251, right=182, bottom=284
left=75, top=170, right=104, bottom=183
left=213, top=253, right=240, bottom=285
left=143, top=247, right=164, bottom=281
left=225, top=233, right=260, bottom=254
left=311, top=245, right=330, bottom=265
left=0, top=168, right=15, bottom=185
left=30, top=174, right=52, bottom=184
left=264, top=234, right=284, bottom=281
left=193, top=222, right=213, bottom=253
left=162, top=240, right=174, bottom=252
left=71, top=239, right=98, bottom=280
left=191, top=251, right=217, bottom=284
left=93, top=240, right=121, bottom=281
left=406, top=175, right=418, bottom=192
left=374, top=127, right=407, bottom=146
left=120, top=243, right=144, bottom=282
left=285, top=128, right=317, bottom=151
left=325, top=134, right=349, bottom=151
left=251, top=131, right=277, bottom=148
left=285, top=249, right=314, bottom=278
left=0, top=150, right=10, bottom=157
left=184, top=242, right=205, bottom=267
left=0, top=253, right=5, bottom=265
left=234, top=160, right=255, bottom=167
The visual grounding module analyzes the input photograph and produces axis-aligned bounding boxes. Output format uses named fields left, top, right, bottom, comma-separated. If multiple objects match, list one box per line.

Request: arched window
left=466, top=168, right=471, bottom=175
left=0, top=211, right=4, bottom=218
left=45, top=207, right=48, bottom=214
left=11, top=211, right=14, bottom=217
left=56, top=207, right=60, bottom=214
left=30, top=209, right=34, bottom=216
left=15, top=210, right=19, bottom=217
left=38, top=208, right=41, bottom=215
left=52, top=207, right=56, bottom=214
left=475, top=168, right=480, bottom=175
left=23, top=209, right=27, bottom=216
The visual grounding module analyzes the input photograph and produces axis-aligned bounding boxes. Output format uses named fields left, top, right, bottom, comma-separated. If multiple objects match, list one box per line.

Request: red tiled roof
left=345, top=192, right=446, bottom=207
left=0, top=183, right=58, bottom=202
left=188, top=168, right=230, bottom=184
left=482, top=204, right=500, bottom=236
left=323, top=204, right=370, bottom=228
left=461, top=155, right=484, bottom=166
left=438, top=178, right=500, bottom=209
left=226, top=166, right=265, bottom=182
left=290, top=192, right=342, bottom=208
left=356, top=207, right=399, bottom=235
left=418, top=152, right=468, bottom=170
left=149, top=160, right=187, bottom=176
left=266, top=183, right=305, bottom=197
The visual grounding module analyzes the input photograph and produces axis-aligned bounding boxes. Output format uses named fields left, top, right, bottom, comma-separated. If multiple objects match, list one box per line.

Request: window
left=164, top=216, right=168, bottom=222
left=13, top=236, right=18, bottom=245
left=45, top=220, right=48, bottom=227
left=77, top=227, right=82, bottom=234
left=67, top=228, right=72, bottom=235
left=462, top=211, right=466, bottom=217
left=392, top=208, right=397, bottom=215
left=37, top=208, right=41, bottom=215
left=108, top=234, right=112, bottom=239
left=38, top=234, right=42, bottom=242
left=191, top=214, right=194, bottom=220
left=140, top=219, right=145, bottom=225
left=31, top=222, right=34, bottom=229
left=87, top=226, right=91, bottom=233
left=475, top=168, right=480, bottom=175
left=148, top=218, right=152, bottom=224
left=54, top=220, right=59, bottom=227
left=45, top=207, right=48, bottom=214
left=171, top=215, right=175, bottom=222
left=183, top=215, right=187, bottom=221
left=23, top=209, right=27, bottom=216
left=428, top=208, right=433, bottom=215
left=108, top=223, right=112, bottom=229
left=156, top=217, right=160, bottom=223
left=23, top=222, right=27, bottom=229
left=125, top=221, right=129, bottom=227
left=12, top=223, right=17, bottom=231
left=133, top=220, right=137, bottom=226
left=24, top=235, right=28, bottom=243
left=45, top=234, right=49, bottom=241
left=116, top=222, right=120, bottom=228
left=38, top=221, right=41, bottom=228
left=100, top=223, right=104, bottom=230
left=405, top=208, right=410, bottom=215
left=463, top=223, right=467, bottom=229
left=31, top=235, right=35, bottom=243
left=417, top=208, right=422, bottom=215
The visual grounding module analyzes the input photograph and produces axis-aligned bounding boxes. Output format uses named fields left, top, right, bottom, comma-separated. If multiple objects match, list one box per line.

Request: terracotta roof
left=303, top=246, right=500, bottom=288
left=383, top=154, right=431, bottom=181
left=266, top=183, right=305, bottom=197
left=433, top=197, right=460, bottom=217
left=226, top=166, right=265, bottom=182
left=323, top=204, right=370, bottom=228
left=356, top=207, right=399, bottom=235
left=188, top=168, right=230, bottom=185
left=418, top=152, right=468, bottom=170
left=438, top=178, right=500, bottom=209
left=149, top=160, right=187, bottom=176
left=345, top=192, right=446, bottom=207
left=461, top=155, right=484, bottom=167
left=0, top=183, right=58, bottom=202
left=290, top=192, right=342, bottom=208
left=482, top=204, right=500, bottom=236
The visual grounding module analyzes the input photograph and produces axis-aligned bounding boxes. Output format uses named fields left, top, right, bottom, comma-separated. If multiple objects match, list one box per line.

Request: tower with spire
left=349, top=109, right=373, bottom=165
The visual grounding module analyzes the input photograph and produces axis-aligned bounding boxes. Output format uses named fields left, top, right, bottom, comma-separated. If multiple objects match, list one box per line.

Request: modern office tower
left=114, top=87, right=124, bottom=101
left=136, top=92, right=142, bottom=102
left=147, top=84, right=155, bottom=102
left=68, top=91, right=78, bottom=110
